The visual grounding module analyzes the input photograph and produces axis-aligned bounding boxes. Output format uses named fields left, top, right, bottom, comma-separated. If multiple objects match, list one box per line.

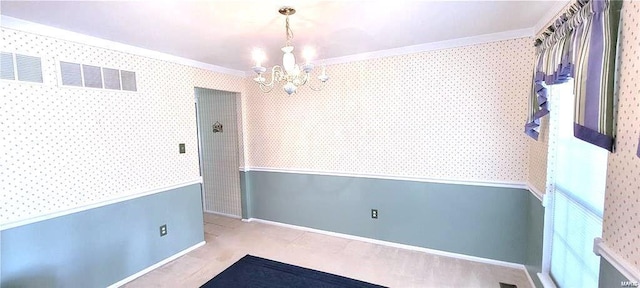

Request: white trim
left=204, top=210, right=241, bottom=219
left=245, top=218, right=526, bottom=270
left=525, top=269, right=537, bottom=288
left=319, top=28, right=533, bottom=67
left=194, top=94, right=207, bottom=212
left=5, top=15, right=533, bottom=78
left=541, top=189, right=555, bottom=275
left=107, top=241, right=206, bottom=288
left=527, top=182, right=545, bottom=202
left=243, top=166, right=528, bottom=190
left=537, top=272, right=558, bottom=288
left=244, top=28, right=534, bottom=76
left=534, top=0, right=572, bottom=37
left=1, top=16, right=245, bottom=77
left=0, top=178, right=203, bottom=231
left=594, top=238, right=640, bottom=283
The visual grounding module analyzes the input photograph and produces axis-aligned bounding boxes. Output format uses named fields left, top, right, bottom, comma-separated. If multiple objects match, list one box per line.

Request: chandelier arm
left=300, top=72, right=310, bottom=86
left=259, top=66, right=284, bottom=88
left=258, top=83, right=275, bottom=93
left=308, top=78, right=326, bottom=91
left=273, top=66, right=286, bottom=83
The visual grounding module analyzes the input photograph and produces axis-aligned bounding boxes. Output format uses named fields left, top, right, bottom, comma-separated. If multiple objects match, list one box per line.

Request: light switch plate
left=179, top=143, right=185, bottom=154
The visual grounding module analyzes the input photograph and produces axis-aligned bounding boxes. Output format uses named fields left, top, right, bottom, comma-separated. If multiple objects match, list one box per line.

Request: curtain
left=526, top=0, right=622, bottom=152
left=525, top=52, right=549, bottom=140
left=572, top=0, right=621, bottom=151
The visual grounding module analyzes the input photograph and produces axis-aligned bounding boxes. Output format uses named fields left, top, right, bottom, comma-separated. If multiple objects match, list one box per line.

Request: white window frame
left=537, top=81, right=608, bottom=288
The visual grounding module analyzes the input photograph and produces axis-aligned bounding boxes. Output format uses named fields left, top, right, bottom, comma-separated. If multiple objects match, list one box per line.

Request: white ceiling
left=0, top=1, right=562, bottom=72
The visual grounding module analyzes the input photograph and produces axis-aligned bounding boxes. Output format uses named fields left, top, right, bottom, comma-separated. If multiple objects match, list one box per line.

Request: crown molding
left=320, top=28, right=534, bottom=66
left=2, top=15, right=537, bottom=79
left=244, top=27, right=534, bottom=76
left=0, top=16, right=246, bottom=77
left=534, top=0, right=572, bottom=37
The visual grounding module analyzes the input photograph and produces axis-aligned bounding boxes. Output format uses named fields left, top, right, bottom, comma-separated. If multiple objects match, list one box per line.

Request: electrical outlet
left=179, top=143, right=185, bottom=154
left=160, top=224, right=167, bottom=237
left=371, top=209, right=378, bottom=219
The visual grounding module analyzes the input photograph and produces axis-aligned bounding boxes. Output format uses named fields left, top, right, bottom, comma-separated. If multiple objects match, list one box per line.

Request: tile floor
left=124, top=213, right=532, bottom=288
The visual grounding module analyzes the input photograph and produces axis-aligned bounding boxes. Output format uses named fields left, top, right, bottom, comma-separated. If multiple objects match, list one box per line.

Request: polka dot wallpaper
left=528, top=115, right=550, bottom=196
left=602, top=1, right=640, bottom=272
left=244, top=38, right=534, bottom=184
left=2, top=21, right=585, bottom=241
left=0, top=28, right=247, bottom=225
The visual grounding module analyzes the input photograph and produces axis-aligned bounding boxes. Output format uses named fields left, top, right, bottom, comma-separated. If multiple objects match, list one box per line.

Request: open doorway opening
left=194, top=87, right=242, bottom=218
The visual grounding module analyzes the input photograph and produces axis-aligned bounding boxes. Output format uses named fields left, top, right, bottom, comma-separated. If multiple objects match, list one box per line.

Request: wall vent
left=120, top=70, right=137, bottom=92
left=60, top=61, right=82, bottom=86
left=16, top=54, right=44, bottom=83
left=1, top=52, right=43, bottom=83
left=82, top=64, right=103, bottom=88
left=102, top=68, right=121, bottom=90
left=1, top=52, right=15, bottom=80
left=59, top=61, right=137, bottom=92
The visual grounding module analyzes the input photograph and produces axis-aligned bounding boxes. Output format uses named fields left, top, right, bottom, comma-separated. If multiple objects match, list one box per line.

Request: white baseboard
left=204, top=210, right=242, bottom=219
left=108, top=241, right=206, bottom=288
left=245, top=218, right=527, bottom=271
left=537, top=272, right=558, bottom=288
left=524, top=268, right=537, bottom=288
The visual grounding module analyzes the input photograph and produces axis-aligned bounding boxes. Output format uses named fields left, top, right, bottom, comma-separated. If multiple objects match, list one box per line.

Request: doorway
left=195, top=87, right=242, bottom=217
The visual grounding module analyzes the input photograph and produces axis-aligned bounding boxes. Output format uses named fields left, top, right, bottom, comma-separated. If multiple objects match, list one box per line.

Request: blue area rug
left=200, top=255, right=386, bottom=288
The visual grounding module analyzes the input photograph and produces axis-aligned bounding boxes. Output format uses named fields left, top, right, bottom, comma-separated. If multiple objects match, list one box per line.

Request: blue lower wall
left=525, top=192, right=544, bottom=288
left=599, top=257, right=630, bottom=288
left=243, top=171, right=531, bottom=264
left=1, top=183, right=204, bottom=288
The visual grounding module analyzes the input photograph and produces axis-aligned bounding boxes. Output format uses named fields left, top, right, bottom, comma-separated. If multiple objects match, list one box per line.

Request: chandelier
left=251, top=7, right=329, bottom=95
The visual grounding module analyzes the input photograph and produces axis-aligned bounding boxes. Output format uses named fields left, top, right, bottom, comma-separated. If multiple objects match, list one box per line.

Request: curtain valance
left=525, top=0, right=622, bottom=152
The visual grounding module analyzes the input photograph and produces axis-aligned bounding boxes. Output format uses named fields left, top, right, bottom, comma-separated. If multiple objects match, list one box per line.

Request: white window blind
left=549, top=81, right=608, bottom=288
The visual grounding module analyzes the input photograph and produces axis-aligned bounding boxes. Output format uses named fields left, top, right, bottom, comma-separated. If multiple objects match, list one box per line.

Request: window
left=543, top=81, right=608, bottom=287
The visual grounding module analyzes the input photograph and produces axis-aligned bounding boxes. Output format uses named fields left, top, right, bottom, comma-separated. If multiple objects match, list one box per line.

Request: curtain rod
left=534, top=0, right=588, bottom=47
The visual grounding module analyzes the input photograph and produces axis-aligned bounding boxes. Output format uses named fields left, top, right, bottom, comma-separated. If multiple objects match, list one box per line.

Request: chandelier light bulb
left=252, top=49, right=265, bottom=68
left=303, top=47, right=315, bottom=64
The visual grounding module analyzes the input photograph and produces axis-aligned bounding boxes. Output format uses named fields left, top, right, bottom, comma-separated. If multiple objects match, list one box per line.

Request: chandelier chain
left=285, top=15, right=294, bottom=47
